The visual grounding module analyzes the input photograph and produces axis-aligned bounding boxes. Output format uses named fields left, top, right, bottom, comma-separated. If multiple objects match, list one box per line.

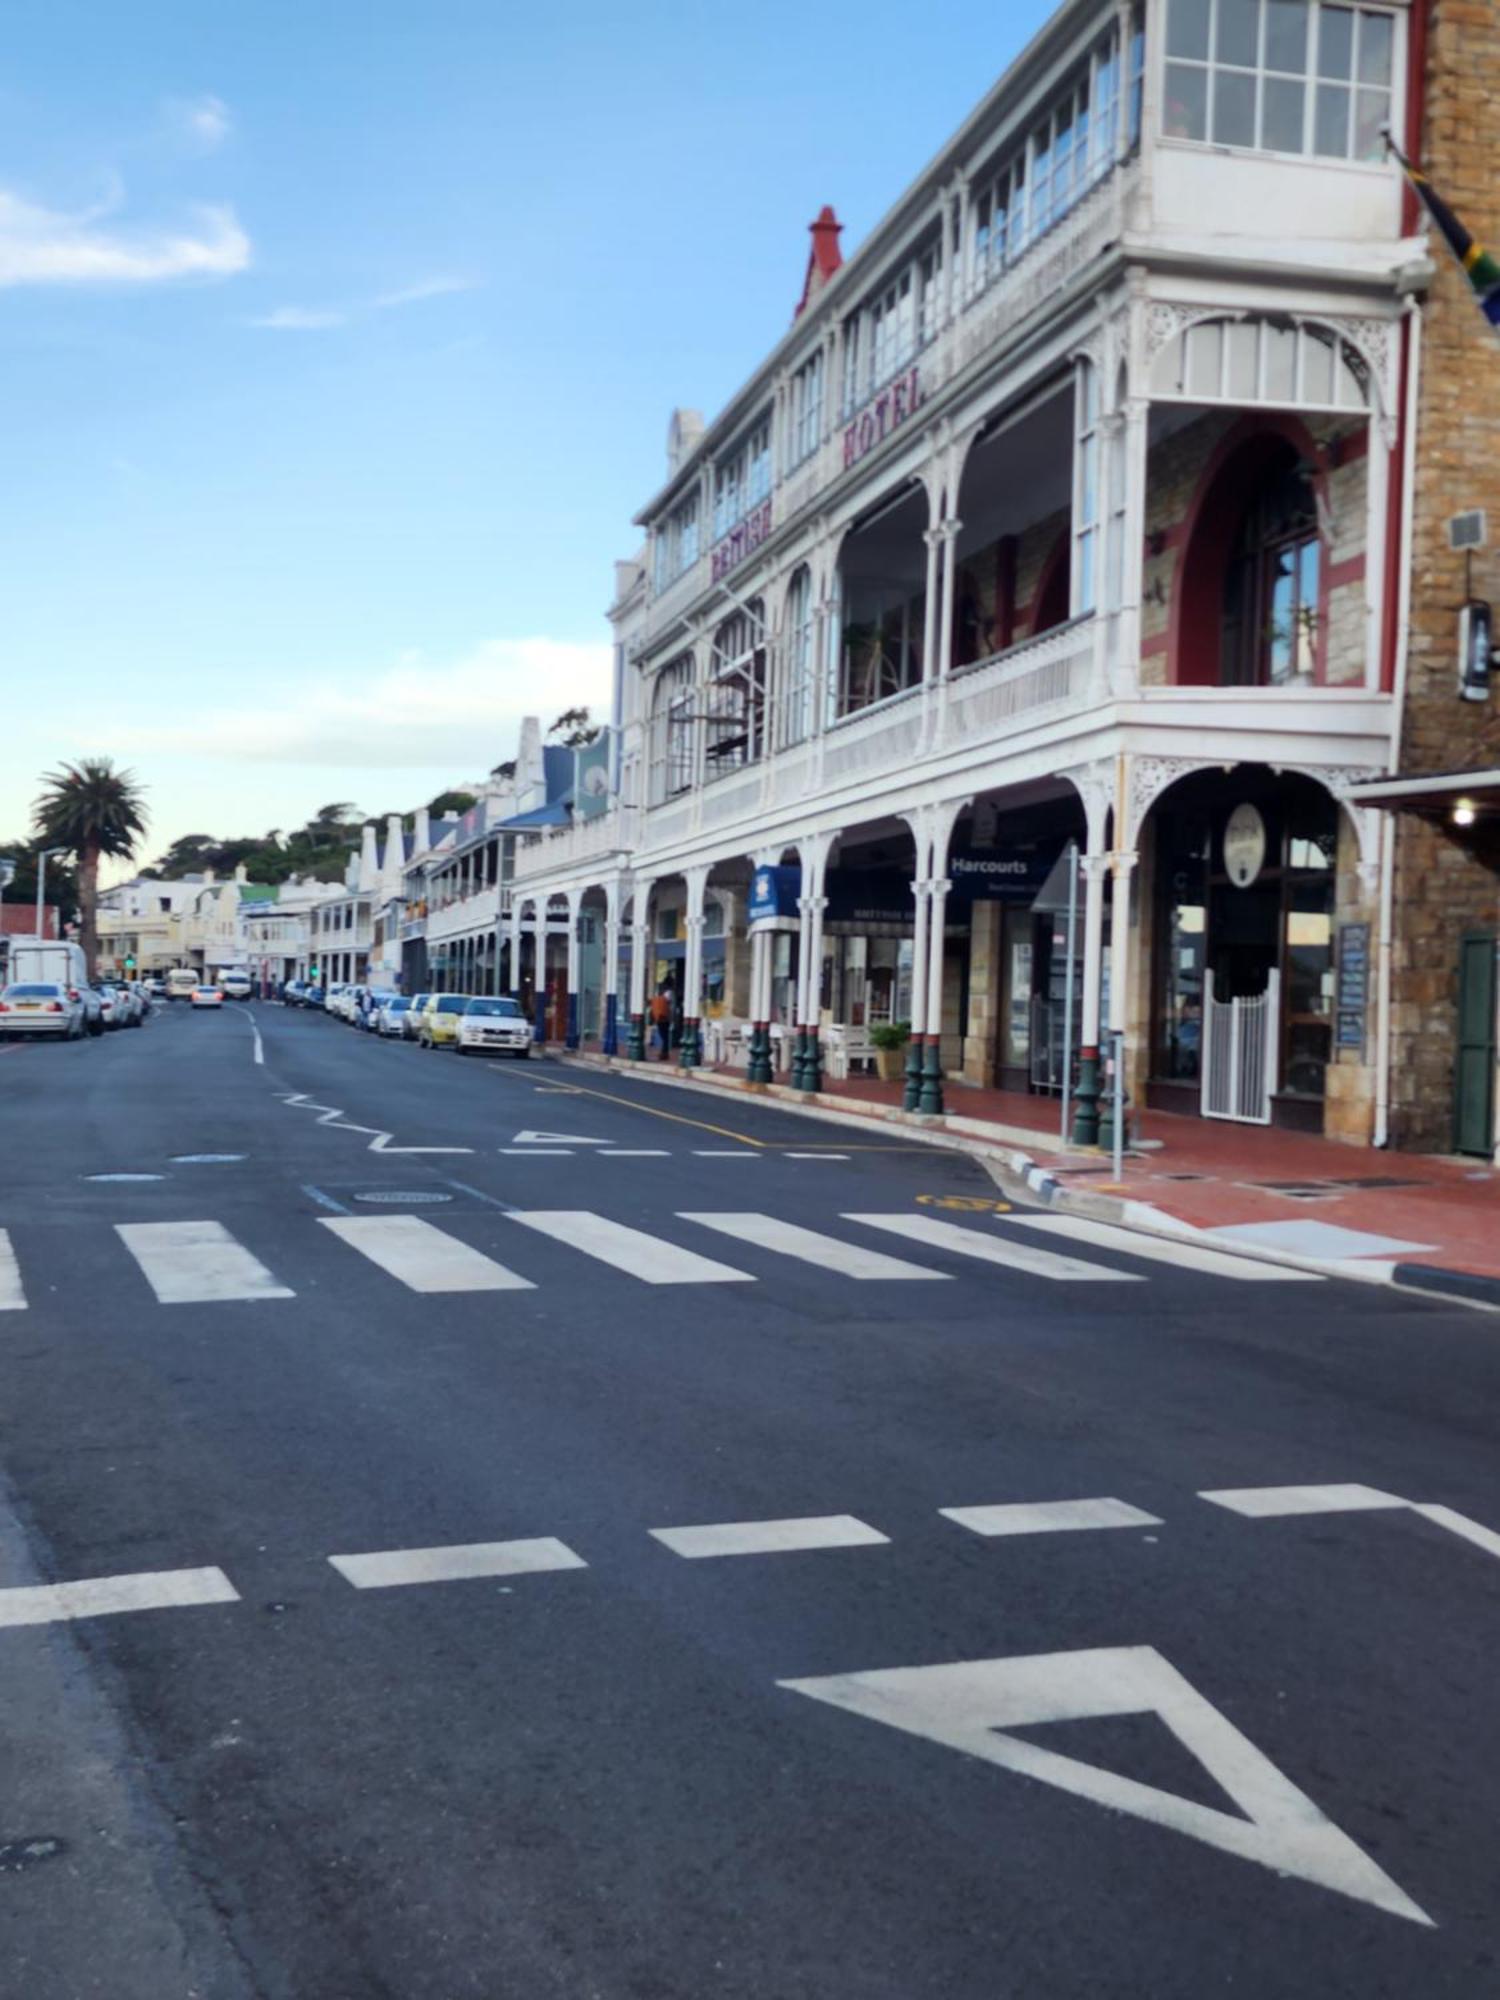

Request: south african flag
left=1388, top=131, right=1500, bottom=334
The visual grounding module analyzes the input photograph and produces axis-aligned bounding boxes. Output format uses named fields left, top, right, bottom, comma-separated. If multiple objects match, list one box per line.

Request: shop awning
left=1346, top=768, right=1500, bottom=865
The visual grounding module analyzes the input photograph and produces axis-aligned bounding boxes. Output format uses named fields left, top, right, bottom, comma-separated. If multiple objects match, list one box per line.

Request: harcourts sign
left=947, top=844, right=1060, bottom=902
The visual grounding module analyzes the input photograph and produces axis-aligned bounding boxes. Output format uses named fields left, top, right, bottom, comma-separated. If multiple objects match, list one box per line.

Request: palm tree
left=33, top=759, right=148, bottom=976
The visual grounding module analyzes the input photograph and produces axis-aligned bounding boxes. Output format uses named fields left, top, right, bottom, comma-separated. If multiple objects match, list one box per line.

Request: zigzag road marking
left=278, top=1092, right=472, bottom=1155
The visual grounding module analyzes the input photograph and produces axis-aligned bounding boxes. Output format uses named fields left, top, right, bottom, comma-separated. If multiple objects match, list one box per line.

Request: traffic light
left=124, top=955, right=136, bottom=970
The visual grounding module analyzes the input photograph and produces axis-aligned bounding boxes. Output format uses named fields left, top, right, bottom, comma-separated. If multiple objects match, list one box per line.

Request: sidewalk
left=559, top=1042, right=1500, bottom=1307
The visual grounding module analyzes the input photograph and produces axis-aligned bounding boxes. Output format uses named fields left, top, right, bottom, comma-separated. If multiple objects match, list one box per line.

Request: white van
left=219, top=970, right=253, bottom=1000
left=8, top=939, right=89, bottom=992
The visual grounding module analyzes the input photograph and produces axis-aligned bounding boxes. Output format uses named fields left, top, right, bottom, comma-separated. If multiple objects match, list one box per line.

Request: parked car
left=375, top=995, right=411, bottom=1037
left=76, top=986, right=104, bottom=1035
left=360, top=991, right=397, bottom=1032
left=190, top=984, right=225, bottom=1010
left=219, top=970, right=253, bottom=1001
left=416, top=993, right=469, bottom=1049
left=0, top=981, right=86, bottom=1039
left=94, top=982, right=141, bottom=1029
left=146, top=976, right=168, bottom=999
left=456, top=996, right=532, bottom=1058
left=402, top=993, right=431, bottom=1040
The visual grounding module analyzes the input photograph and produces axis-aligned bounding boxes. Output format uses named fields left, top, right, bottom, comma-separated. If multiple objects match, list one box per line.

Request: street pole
left=1111, top=1028, right=1125, bottom=1184
left=36, top=851, right=46, bottom=938
left=1061, top=842, right=1078, bottom=1144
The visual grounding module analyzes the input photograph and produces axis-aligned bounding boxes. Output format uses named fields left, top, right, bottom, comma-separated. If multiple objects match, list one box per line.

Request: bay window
left=1164, top=0, right=1395, bottom=161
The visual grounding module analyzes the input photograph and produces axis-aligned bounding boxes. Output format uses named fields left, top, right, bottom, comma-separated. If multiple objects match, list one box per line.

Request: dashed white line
left=498, top=1148, right=572, bottom=1157
left=0, top=1566, right=240, bottom=1630
left=0, top=1230, right=24, bottom=1311
left=786, top=1152, right=849, bottom=1161
left=600, top=1150, right=670, bottom=1158
left=941, top=1498, right=1163, bottom=1537
left=692, top=1150, right=760, bottom=1158
left=649, top=1515, right=889, bottom=1559
left=328, top=1538, right=587, bottom=1590
left=1199, top=1483, right=1406, bottom=1517
left=1411, top=1502, right=1500, bottom=1560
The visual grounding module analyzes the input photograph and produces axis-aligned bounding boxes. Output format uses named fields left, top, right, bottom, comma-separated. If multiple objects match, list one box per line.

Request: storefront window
left=1154, top=818, right=1210, bottom=1080
left=1283, top=880, right=1334, bottom=1097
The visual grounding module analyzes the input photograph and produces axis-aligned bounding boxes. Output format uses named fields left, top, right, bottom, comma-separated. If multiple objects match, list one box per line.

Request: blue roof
left=499, top=802, right=570, bottom=830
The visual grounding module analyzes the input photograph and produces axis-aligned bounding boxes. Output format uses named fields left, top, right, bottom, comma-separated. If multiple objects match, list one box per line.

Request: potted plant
left=869, top=1019, right=910, bottom=1082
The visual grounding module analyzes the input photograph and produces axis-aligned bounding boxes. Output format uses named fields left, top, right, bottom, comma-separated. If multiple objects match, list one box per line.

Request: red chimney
left=795, top=205, right=843, bottom=319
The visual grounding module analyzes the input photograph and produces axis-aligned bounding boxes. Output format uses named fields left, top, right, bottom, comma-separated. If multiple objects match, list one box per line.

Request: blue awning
left=500, top=803, right=570, bottom=830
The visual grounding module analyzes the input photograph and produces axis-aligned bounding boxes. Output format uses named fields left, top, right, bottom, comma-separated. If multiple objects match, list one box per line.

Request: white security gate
left=1201, top=967, right=1280, bottom=1123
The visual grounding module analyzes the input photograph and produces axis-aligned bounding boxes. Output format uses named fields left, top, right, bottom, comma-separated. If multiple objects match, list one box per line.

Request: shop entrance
left=1455, top=932, right=1497, bottom=1158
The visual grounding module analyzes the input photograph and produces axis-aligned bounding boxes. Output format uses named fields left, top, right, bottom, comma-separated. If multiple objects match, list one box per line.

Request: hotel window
left=1073, top=362, right=1100, bottom=615
left=1164, top=0, right=1394, bottom=161
left=705, top=605, right=767, bottom=775
left=789, top=351, right=824, bottom=467
left=780, top=566, right=815, bottom=747
left=868, top=269, right=916, bottom=394
left=653, top=491, right=700, bottom=590
left=712, top=419, right=772, bottom=541
left=841, top=317, right=862, bottom=417
left=650, top=655, right=697, bottom=802
left=918, top=241, right=944, bottom=343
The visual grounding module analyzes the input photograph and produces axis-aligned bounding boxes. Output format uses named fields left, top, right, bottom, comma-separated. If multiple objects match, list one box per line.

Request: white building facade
left=495, top=0, right=1427, bottom=1140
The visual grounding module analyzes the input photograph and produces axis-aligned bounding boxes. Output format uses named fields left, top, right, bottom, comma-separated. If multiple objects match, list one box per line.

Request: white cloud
left=251, top=303, right=348, bottom=330
left=166, top=94, right=233, bottom=151
left=112, top=639, right=613, bottom=768
left=251, top=274, right=476, bottom=331
left=0, top=186, right=250, bottom=287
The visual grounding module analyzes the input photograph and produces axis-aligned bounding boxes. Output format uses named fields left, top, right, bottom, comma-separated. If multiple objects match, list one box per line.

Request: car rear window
left=437, top=996, right=466, bottom=1013
left=4, top=985, right=63, bottom=999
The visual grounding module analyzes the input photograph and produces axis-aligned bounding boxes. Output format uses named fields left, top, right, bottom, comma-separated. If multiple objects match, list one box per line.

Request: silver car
left=0, top=981, right=86, bottom=1039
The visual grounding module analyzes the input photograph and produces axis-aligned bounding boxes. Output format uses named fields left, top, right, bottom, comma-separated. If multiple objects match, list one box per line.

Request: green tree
left=32, top=759, right=148, bottom=975
left=0, top=838, right=80, bottom=926
left=548, top=706, right=601, bottom=748
left=428, top=789, right=478, bottom=817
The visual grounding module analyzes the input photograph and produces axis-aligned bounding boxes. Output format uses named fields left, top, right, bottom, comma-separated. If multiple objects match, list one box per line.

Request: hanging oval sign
left=1222, top=803, right=1267, bottom=889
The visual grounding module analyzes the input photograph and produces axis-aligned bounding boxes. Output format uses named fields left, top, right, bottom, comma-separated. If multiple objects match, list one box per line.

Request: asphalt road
left=1, top=1001, right=1499, bottom=1998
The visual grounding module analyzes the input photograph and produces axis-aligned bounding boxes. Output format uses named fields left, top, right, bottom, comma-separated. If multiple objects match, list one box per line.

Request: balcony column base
left=533, top=994, right=548, bottom=1050
left=800, top=1035, right=823, bottom=1095
left=626, top=1012, right=646, bottom=1062
left=902, top=1036, right=924, bottom=1112
left=917, top=1036, right=945, bottom=1116
left=601, top=993, right=619, bottom=1057
left=747, top=1022, right=774, bottom=1086
left=565, top=991, right=580, bottom=1051
left=1071, top=1048, right=1101, bottom=1145
left=679, top=1019, right=702, bottom=1069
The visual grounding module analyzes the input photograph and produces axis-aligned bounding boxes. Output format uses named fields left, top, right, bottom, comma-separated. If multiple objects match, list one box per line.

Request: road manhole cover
left=352, top=1189, right=453, bottom=1205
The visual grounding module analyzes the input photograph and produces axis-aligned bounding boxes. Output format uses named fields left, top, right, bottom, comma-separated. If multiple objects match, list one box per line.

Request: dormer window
left=1164, top=0, right=1394, bottom=161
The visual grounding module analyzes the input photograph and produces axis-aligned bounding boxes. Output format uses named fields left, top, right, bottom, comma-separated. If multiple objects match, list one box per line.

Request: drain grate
left=352, top=1189, right=453, bottom=1205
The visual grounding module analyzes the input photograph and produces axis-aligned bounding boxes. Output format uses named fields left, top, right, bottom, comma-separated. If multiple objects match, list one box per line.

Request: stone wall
left=1388, top=0, right=1500, bottom=1154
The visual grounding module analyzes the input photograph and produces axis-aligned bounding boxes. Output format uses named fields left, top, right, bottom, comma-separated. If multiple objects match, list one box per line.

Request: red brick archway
left=1169, top=412, right=1328, bottom=687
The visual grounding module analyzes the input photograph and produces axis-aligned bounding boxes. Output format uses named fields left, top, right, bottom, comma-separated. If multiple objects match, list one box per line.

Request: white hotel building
left=506, top=0, right=1434, bottom=1144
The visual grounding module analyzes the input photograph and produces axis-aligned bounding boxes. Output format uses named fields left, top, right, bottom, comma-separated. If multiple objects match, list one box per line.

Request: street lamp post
left=0, top=858, right=14, bottom=978
left=35, top=848, right=66, bottom=940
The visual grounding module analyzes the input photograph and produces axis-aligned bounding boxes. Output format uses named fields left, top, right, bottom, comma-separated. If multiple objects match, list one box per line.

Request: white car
left=219, top=971, right=253, bottom=1001
left=0, top=981, right=86, bottom=1039
left=190, top=984, right=225, bottom=1010
left=456, top=996, right=532, bottom=1057
left=402, top=993, right=431, bottom=1040
left=376, top=996, right=412, bottom=1037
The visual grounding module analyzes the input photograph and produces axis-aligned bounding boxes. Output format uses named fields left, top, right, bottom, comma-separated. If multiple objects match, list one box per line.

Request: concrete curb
left=549, top=1047, right=1500, bottom=1313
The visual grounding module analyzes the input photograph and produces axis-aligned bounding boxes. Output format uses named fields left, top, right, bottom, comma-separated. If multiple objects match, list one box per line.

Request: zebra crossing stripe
left=508, top=1211, right=753, bottom=1285
left=1009, top=1214, right=1322, bottom=1282
left=0, top=1230, right=24, bottom=1311
left=115, top=1220, right=294, bottom=1304
left=329, top=1538, right=586, bottom=1590
left=843, top=1212, right=1139, bottom=1282
left=319, top=1215, right=534, bottom=1293
left=680, top=1212, right=947, bottom=1282
left=0, top=1566, right=240, bottom=1630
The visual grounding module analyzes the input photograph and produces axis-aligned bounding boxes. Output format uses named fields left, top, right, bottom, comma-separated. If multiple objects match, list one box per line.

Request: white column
left=1079, top=853, right=1109, bottom=1053
left=1115, top=397, right=1149, bottom=694
left=603, top=881, right=621, bottom=1033
left=1363, top=422, right=1392, bottom=690
left=1108, top=851, right=1138, bottom=1041
left=508, top=905, right=524, bottom=997
left=920, top=527, right=941, bottom=680
left=907, top=878, right=931, bottom=1040
left=936, top=520, right=961, bottom=680
left=565, top=888, right=583, bottom=1047
left=682, top=867, right=710, bottom=1058
left=925, top=875, right=950, bottom=1048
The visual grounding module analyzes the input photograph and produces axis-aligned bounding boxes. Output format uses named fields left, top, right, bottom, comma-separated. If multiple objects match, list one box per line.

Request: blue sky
left=2, top=0, right=1052, bottom=868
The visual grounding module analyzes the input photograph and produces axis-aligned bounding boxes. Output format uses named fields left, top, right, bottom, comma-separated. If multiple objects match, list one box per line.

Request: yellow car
left=416, top=992, right=469, bottom=1048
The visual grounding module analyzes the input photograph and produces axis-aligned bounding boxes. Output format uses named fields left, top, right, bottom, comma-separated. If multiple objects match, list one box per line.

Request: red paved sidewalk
left=577, top=1042, right=1500, bottom=1291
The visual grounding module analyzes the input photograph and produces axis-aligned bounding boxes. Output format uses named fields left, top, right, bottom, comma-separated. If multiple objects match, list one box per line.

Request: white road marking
left=941, top=1498, right=1162, bottom=1537
left=650, top=1515, right=889, bottom=1558
left=509, top=1211, right=753, bottom=1285
left=0, top=1231, right=25, bottom=1311
left=844, top=1212, right=1138, bottom=1282
left=366, top=1132, right=473, bottom=1156
left=0, top=1566, right=240, bottom=1630
left=779, top=1646, right=1429, bottom=1926
left=693, top=1150, right=760, bottom=1158
left=319, top=1215, right=533, bottom=1293
left=329, top=1537, right=586, bottom=1590
left=498, top=1148, right=572, bottom=1157
left=115, top=1221, right=294, bottom=1304
left=511, top=1130, right=609, bottom=1145
left=1199, top=1483, right=1406, bottom=1517
left=680, top=1212, right=946, bottom=1282
left=1009, top=1213, right=1321, bottom=1282
left=600, top=1150, right=670, bottom=1158
left=786, top=1152, right=849, bottom=1161
left=1412, top=1502, right=1500, bottom=1560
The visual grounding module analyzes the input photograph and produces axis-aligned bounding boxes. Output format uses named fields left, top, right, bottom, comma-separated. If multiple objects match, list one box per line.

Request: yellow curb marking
left=916, top=1193, right=1012, bottom=1213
